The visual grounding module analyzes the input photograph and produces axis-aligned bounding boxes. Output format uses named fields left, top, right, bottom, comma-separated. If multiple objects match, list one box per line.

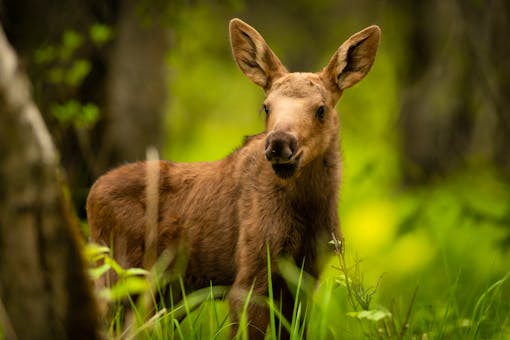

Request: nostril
left=284, top=146, right=293, bottom=160
left=289, top=143, right=296, bottom=157
left=289, top=136, right=297, bottom=158
left=265, top=146, right=272, bottom=161
left=265, top=143, right=278, bottom=161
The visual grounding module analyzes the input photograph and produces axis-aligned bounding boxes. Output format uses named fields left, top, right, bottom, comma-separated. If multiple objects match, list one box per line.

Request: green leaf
left=34, top=46, right=56, bottom=64
left=60, top=30, right=83, bottom=60
left=84, top=243, right=110, bottom=258
left=84, top=243, right=110, bottom=264
left=51, top=101, right=100, bottom=128
left=88, top=263, right=111, bottom=280
left=104, top=256, right=126, bottom=276
left=66, top=59, right=91, bottom=86
left=47, top=67, right=65, bottom=83
left=334, top=273, right=349, bottom=287
left=347, top=309, right=392, bottom=322
left=51, top=100, right=81, bottom=123
left=76, top=103, right=100, bottom=127
left=109, top=276, right=149, bottom=300
left=89, top=23, right=113, bottom=45
left=471, top=273, right=509, bottom=326
left=124, top=268, right=150, bottom=277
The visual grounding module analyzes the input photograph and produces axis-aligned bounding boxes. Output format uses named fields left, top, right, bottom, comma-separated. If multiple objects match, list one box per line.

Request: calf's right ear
left=322, top=25, right=381, bottom=91
left=229, top=18, right=287, bottom=91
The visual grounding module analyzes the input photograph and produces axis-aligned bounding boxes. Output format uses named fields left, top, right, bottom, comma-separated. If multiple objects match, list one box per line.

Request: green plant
left=33, top=24, right=113, bottom=129
left=84, top=233, right=510, bottom=340
left=329, top=235, right=420, bottom=340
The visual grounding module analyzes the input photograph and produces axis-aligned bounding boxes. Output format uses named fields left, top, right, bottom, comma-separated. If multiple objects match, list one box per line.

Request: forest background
left=0, top=0, right=509, bottom=338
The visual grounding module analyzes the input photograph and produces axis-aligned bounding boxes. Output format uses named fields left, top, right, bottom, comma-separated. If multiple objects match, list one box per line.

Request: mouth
left=270, top=152, right=302, bottom=179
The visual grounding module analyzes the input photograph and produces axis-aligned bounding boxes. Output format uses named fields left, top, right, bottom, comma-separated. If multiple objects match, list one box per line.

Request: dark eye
left=316, top=106, right=326, bottom=121
left=263, top=104, right=270, bottom=117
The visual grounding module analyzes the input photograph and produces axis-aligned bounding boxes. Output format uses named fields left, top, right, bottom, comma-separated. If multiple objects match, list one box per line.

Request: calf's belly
left=183, top=222, right=239, bottom=288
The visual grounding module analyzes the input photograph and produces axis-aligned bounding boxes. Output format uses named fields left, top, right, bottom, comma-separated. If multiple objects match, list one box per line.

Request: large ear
left=229, top=18, right=287, bottom=90
left=322, top=25, right=381, bottom=90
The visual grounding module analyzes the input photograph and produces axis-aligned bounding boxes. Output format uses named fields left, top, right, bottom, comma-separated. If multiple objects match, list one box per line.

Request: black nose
left=265, top=131, right=297, bottom=163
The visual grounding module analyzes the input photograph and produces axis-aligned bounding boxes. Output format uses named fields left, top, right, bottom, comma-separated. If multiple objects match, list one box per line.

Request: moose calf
left=87, top=18, right=380, bottom=338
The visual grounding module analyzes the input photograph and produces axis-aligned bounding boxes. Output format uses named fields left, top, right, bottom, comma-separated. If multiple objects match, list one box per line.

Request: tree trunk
left=0, top=26, right=99, bottom=340
left=398, top=0, right=510, bottom=182
left=104, top=0, right=168, bottom=165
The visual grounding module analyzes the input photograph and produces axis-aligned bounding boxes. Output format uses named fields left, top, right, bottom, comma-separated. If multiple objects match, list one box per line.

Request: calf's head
left=230, top=19, right=380, bottom=179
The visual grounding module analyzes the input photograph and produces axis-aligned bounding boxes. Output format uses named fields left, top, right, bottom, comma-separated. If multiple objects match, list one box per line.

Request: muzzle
left=264, top=131, right=300, bottom=178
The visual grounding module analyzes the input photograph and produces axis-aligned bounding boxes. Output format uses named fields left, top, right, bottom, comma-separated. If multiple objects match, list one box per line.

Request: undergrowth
left=84, top=237, right=510, bottom=340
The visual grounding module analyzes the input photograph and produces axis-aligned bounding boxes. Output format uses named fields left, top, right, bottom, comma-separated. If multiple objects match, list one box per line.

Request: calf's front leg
left=229, top=248, right=270, bottom=339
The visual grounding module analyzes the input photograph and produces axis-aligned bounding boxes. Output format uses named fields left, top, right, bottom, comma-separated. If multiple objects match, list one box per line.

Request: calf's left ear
left=322, top=25, right=381, bottom=90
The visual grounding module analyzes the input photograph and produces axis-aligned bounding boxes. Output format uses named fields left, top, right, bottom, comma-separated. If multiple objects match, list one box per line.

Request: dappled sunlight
left=343, top=200, right=397, bottom=258
left=385, top=231, right=435, bottom=275
left=340, top=199, right=435, bottom=281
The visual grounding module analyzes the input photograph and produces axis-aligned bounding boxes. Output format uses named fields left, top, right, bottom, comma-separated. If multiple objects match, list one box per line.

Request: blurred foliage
left=165, top=5, right=265, bottom=161
left=33, top=25, right=112, bottom=128
left=163, top=2, right=510, bottom=338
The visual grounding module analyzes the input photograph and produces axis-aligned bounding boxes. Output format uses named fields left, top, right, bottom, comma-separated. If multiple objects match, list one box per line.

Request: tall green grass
left=84, top=232, right=510, bottom=340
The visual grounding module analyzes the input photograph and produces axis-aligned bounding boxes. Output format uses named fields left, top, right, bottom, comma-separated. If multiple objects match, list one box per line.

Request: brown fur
left=87, top=18, right=380, bottom=339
